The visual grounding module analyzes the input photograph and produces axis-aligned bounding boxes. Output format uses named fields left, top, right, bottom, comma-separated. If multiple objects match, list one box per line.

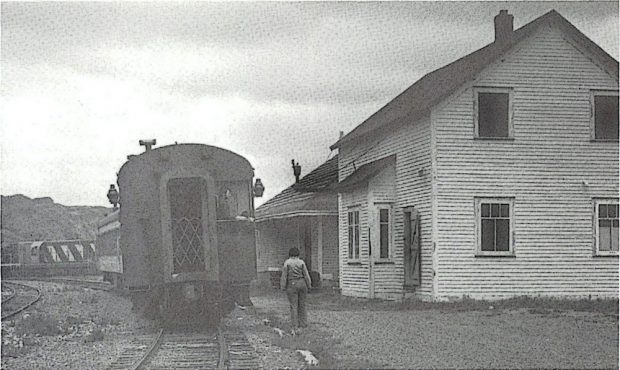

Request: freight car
left=95, top=141, right=264, bottom=321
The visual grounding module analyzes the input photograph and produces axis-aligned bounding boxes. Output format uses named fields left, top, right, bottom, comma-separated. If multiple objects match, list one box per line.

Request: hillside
left=1, top=194, right=110, bottom=246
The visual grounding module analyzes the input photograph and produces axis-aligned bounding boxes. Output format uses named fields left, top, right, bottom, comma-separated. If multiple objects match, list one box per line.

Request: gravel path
left=251, top=292, right=619, bottom=369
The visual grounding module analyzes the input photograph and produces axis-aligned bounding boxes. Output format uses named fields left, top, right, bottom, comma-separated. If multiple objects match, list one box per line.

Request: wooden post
left=317, top=216, right=323, bottom=276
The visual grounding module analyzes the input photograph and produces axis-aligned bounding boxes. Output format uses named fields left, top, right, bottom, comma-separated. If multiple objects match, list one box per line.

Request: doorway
left=403, top=207, right=421, bottom=287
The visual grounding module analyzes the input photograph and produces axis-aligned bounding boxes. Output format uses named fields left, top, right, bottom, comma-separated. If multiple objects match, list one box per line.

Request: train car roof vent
left=139, top=139, right=156, bottom=152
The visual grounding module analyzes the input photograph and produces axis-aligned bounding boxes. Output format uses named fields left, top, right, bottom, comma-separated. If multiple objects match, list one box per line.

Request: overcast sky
left=1, top=1, right=618, bottom=207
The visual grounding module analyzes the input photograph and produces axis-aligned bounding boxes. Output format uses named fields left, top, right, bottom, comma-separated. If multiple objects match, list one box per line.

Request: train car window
left=217, top=188, right=238, bottom=220
left=168, top=177, right=206, bottom=274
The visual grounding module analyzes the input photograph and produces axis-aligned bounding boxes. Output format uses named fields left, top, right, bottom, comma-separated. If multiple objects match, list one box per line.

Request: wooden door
left=303, top=221, right=312, bottom=272
left=403, top=207, right=421, bottom=286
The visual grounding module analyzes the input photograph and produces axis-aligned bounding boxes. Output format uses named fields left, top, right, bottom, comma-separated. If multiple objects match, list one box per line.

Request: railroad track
left=1, top=282, right=41, bottom=320
left=1, top=283, right=16, bottom=303
left=46, top=277, right=113, bottom=291
left=107, top=326, right=259, bottom=370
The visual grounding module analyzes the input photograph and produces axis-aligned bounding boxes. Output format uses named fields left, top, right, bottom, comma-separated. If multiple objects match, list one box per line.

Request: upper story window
left=594, top=199, right=618, bottom=256
left=591, top=91, right=619, bottom=141
left=348, top=209, right=360, bottom=261
left=474, top=87, right=513, bottom=139
left=475, top=197, right=514, bottom=256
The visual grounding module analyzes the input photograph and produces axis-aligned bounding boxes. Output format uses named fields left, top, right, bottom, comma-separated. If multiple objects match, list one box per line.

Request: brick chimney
left=494, top=10, right=514, bottom=44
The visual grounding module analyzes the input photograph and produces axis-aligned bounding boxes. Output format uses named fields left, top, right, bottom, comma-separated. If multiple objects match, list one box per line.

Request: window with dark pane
left=379, top=209, right=390, bottom=259
left=348, top=213, right=353, bottom=259
left=354, top=211, right=360, bottom=258
left=168, top=177, right=206, bottom=273
left=478, top=92, right=509, bottom=138
left=594, top=95, right=619, bottom=140
left=480, top=202, right=511, bottom=252
left=348, top=211, right=360, bottom=259
left=598, top=203, right=619, bottom=252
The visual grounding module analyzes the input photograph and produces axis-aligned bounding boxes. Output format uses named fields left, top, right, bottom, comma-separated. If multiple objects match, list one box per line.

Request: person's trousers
left=286, top=279, right=308, bottom=328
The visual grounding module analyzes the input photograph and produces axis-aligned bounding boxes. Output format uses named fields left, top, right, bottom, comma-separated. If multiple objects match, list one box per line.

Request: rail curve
left=1, top=281, right=41, bottom=320
left=1, top=283, right=16, bottom=303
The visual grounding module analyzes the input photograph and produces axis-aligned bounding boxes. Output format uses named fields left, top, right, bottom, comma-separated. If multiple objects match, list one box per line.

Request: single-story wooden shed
left=255, top=156, right=339, bottom=287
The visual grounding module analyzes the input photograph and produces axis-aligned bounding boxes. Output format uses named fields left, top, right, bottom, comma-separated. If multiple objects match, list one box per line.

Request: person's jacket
left=280, top=257, right=312, bottom=290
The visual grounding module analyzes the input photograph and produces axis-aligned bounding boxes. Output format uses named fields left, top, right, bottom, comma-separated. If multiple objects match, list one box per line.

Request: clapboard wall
left=431, top=26, right=619, bottom=299
left=338, top=116, right=433, bottom=299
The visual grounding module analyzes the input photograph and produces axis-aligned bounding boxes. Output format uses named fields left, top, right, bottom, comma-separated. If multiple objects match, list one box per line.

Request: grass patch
left=305, top=289, right=619, bottom=316
left=260, top=311, right=385, bottom=369
left=15, top=313, right=64, bottom=337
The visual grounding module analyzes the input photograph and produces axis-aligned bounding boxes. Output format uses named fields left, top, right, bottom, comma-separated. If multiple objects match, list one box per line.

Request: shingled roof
left=330, top=10, right=619, bottom=150
left=255, top=155, right=338, bottom=221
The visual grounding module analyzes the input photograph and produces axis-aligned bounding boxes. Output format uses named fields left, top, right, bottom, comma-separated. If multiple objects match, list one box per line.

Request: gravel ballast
left=1, top=280, right=154, bottom=370
left=1, top=280, right=306, bottom=370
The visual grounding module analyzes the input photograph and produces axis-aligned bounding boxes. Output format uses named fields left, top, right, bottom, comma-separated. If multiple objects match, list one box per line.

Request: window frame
left=347, top=208, right=361, bottom=262
left=474, top=197, right=515, bottom=257
left=375, top=203, right=393, bottom=261
left=590, top=90, right=619, bottom=142
left=473, top=87, right=514, bottom=139
left=593, top=198, right=619, bottom=256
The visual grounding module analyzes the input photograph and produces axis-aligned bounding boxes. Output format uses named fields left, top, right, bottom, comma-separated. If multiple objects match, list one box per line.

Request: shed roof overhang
left=332, top=155, right=395, bottom=192
left=256, top=209, right=338, bottom=222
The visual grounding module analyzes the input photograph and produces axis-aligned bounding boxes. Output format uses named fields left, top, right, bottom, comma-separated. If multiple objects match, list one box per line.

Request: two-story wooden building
left=331, top=10, right=618, bottom=300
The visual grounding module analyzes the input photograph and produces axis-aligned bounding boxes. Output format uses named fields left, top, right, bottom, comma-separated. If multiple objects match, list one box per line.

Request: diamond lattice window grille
left=172, top=216, right=205, bottom=273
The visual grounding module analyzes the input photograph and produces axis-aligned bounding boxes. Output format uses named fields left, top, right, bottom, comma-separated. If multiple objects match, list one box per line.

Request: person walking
left=280, top=247, right=312, bottom=332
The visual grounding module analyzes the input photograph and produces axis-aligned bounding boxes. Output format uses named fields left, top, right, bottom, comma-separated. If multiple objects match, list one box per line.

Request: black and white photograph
left=1, top=1, right=618, bottom=369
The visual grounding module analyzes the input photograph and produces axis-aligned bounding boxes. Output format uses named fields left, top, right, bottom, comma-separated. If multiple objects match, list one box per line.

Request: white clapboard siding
left=339, top=116, right=433, bottom=299
left=256, top=218, right=300, bottom=273
left=431, top=27, right=619, bottom=299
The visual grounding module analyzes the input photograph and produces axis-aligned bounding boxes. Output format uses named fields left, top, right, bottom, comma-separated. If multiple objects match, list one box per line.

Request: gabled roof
left=255, top=155, right=338, bottom=221
left=330, top=10, right=619, bottom=150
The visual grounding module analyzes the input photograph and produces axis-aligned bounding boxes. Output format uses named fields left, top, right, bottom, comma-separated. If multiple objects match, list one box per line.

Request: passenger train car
left=1, top=240, right=96, bottom=277
left=96, top=141, right=263, bottom=320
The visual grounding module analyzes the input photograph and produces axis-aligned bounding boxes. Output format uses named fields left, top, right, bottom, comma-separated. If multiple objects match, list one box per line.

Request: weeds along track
left=107, top=325, right=259, bottom=370
left=1, top=282, right=41, bottom=320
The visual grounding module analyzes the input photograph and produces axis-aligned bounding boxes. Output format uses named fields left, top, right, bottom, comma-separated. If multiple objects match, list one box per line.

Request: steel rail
left=1, top=283, right=16, bottom=303
left=46, top=277, right=113, bottom=291
left=132, top=328, right=164, bottom=370
left=1, top=282, right=41, bottom=320
left=217, top=325, right=229, bottom=370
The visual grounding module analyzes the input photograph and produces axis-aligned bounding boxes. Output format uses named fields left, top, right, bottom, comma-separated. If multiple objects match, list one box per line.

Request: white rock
left=296, top=349, right=319, bottom=366
left=273, top=328, right=285, bottom=337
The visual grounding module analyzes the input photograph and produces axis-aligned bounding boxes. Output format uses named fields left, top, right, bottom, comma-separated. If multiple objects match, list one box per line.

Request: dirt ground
left=2, top=280, right=618, bottom=369
left=251, top=289, right=619, bottom=369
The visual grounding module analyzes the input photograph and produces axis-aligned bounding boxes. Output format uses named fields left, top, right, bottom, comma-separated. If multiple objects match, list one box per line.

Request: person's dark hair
left=288, top=247, right=300, bottom=257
